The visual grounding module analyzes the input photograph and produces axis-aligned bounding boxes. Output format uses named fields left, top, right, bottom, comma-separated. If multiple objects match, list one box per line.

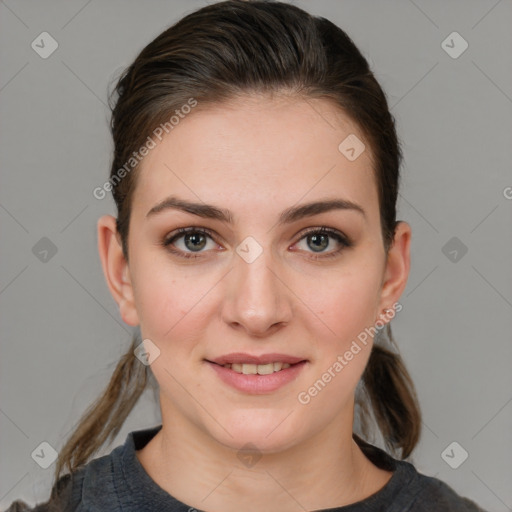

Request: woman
left=7, top=1, right=488, bottom=510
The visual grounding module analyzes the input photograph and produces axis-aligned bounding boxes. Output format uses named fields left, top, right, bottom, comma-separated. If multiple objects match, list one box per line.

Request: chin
left=206, top=409, right=306, bottom=454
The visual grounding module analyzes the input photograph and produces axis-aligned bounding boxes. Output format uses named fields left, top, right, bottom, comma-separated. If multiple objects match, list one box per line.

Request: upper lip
left=208, top=353, right=307, bottom=365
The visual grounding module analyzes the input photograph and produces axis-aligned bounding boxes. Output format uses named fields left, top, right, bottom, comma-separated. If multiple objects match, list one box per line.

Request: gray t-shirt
left=6, top=424, right=488, bottom=511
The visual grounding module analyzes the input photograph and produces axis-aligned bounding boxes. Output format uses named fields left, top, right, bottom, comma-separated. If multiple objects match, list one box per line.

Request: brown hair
left=46, top=0, right=422, bottom=504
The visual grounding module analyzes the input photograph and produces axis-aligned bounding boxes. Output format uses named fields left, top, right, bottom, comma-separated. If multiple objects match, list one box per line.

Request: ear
left=376, top=221, right=411, bottom=319
left=97, top=215, right=139, bottom=326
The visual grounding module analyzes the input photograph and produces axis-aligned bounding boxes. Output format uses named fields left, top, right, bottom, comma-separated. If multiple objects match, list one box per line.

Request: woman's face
left=105, top=94, right=410, bottom=452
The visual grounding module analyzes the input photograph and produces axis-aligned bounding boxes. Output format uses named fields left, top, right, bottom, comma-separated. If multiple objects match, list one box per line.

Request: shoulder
left=4, top=449, right=120, bottom=512
left=393, top=461, right=486, bottom=512
left=4, top=471, right=82, bottom=512
left=356, top=437, right=488, bottom=512
left=4, top=425, right=162, bottom=512
left=398, top=464, right=488, bottom=512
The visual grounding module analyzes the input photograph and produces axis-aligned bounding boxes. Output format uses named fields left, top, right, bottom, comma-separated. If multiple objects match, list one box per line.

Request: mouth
left=205, top=353, right=308, bottom=394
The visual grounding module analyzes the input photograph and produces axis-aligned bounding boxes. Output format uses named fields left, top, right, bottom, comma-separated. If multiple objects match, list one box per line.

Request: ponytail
left=52, top=333, right=152, bottom=485
left=357, top=324, right=422, bottom=459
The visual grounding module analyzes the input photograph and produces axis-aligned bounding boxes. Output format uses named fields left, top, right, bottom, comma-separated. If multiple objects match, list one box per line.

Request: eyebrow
left=146, top=195, right=366, bottom=225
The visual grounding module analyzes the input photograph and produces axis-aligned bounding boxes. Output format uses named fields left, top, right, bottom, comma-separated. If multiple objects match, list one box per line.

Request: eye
left=162, top=227, right=218, bottom=259
left=162, top=226, right=352, bottom=260
left=293, top=226, right=352, bottom=260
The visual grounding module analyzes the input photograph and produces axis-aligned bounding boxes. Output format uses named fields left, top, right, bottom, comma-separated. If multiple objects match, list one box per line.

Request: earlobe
left=377, top=221, right=411, bottom=319
left=97, top=215, right=139, bottom=326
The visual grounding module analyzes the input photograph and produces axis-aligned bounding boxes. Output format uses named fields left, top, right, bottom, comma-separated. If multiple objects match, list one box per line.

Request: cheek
left=131, top=253, right=221, bottom=352
left=298, top=266, right=381, bottom=354
left=294, top=272, right=379, bottom=418
left=130, top=253, right=185, bottom=337
left=132, top=265, right=209, bottom=393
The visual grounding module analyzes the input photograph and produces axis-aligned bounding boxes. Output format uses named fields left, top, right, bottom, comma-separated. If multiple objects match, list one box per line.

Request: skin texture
left=97, top=94, right=411, bottom=512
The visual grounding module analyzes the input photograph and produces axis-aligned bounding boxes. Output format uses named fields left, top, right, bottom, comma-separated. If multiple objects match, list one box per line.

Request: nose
left=221, top=243, right=293, bottom=338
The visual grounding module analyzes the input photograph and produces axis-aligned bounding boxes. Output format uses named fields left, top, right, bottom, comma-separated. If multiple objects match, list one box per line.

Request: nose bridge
left=238, top=237, right=278, bottom=293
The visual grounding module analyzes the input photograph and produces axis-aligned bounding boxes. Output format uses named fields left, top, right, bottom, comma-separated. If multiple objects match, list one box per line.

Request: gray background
left=1, top=0, right=511, bottom=510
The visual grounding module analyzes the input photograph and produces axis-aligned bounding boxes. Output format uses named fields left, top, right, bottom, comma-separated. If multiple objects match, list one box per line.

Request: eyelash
left=162, top=226, right=352, bottom=261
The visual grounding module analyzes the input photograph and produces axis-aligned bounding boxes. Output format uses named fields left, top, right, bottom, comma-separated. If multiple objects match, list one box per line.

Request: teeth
left=273, top=362, right=283, bottom=372
left=257, top=363, right=274, bottom=375
left=242, top=363, right=258, bottom=375
left=223, top=362, right=294, bottom=374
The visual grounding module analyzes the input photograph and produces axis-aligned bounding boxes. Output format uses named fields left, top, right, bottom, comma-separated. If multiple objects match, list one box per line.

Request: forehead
left=132, top=94, right=379, bottom=222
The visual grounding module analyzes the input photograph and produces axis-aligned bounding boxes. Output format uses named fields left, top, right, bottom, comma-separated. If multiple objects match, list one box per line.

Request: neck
left=136, top=403, right=392, bottom=512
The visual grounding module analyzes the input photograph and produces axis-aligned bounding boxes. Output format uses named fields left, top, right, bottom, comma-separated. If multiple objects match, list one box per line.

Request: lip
left=206, top=358, right=308, bottom=394
left=208, top=353, right=306, bottom=365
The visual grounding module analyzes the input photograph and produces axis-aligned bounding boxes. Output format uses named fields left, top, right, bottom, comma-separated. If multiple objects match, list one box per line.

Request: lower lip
left=206, top=361, right=307, bottom=394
